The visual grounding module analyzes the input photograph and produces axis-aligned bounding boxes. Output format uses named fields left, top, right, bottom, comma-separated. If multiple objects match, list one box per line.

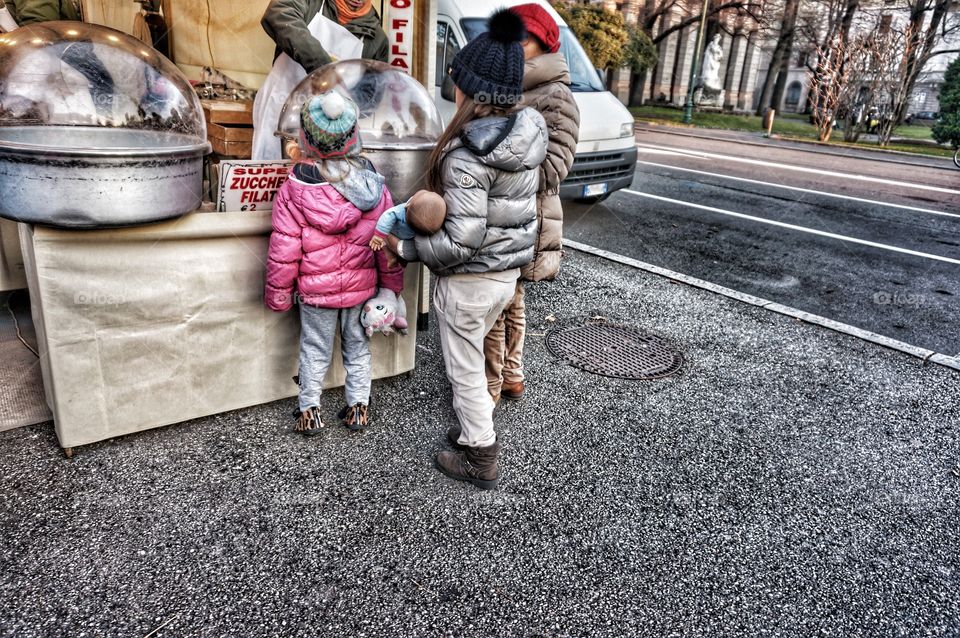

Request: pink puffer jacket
left=264, top=172, right=404, bottom=311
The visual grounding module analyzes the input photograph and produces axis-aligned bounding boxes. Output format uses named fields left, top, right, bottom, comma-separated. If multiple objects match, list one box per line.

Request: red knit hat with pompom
left=510, top=3, right=560, bottom=54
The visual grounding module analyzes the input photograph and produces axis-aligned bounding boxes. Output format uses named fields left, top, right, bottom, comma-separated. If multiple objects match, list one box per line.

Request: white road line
left=637, top=160, right=960, bottom=219
left=636, top=144, right=960, bottom=196
left=620, top=189, right=960, bottom=266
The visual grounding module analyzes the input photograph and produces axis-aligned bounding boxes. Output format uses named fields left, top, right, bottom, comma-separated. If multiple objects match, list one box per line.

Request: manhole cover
left=546, top=324, right=683, bottom=380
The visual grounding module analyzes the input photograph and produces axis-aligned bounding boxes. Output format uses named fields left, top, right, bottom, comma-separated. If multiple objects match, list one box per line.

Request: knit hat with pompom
left=449, top=8, right=527, bottom=107
left=299, top=91, right=361, bottom=159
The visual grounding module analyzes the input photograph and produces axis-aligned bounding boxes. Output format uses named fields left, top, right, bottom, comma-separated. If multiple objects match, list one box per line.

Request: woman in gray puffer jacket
left=399, top=10, right=546, bottom=490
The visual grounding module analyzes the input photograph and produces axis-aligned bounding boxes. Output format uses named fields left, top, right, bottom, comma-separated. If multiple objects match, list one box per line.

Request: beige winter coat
left=518, top=52, right=580, bottom=282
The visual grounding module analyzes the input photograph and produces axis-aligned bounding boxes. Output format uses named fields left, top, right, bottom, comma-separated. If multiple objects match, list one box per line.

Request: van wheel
left=575, top=193, right=612, bottom=204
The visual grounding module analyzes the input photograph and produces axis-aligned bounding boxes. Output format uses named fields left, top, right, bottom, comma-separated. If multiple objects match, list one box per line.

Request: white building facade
left=599, top=0, right=958, bottom=116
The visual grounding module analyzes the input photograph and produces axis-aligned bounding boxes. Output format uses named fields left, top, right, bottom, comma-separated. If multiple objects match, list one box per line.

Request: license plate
left=583, top=183, right=608, bottom=197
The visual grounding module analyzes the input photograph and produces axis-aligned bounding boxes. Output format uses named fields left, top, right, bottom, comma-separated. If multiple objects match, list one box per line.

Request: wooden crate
left=201, top=99, right=253, bottom=125
left=202, top=99, right=254, bottom=158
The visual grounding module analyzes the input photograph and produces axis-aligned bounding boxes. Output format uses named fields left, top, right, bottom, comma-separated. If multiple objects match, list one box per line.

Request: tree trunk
left=771, top=53, right=792, bottom=113
left=808, top=0, right=861, bottom=122
left=891, top=0, right=948, bottom=127
left=838, top=0, right=860, bottom=43
left=755, top=0, right=800, bottom=115
left=875, top=0, right=949, bottom=145
left=629, top=69, right=648, bottom=106
left=842, top=110, right=864, bottom=143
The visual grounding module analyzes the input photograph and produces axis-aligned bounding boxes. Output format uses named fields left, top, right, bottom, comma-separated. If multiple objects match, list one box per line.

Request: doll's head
left=406, top=190, right=446, bottom=235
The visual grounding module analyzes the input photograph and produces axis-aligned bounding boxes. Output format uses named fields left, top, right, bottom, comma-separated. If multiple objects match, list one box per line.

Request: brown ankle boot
left=294, top=406, right=324, bottom=437
left=501, top=380, right=525, bottom=400
left=446, top=425, right=466, bottom=451
left=435, top=442, right=501, bottom=490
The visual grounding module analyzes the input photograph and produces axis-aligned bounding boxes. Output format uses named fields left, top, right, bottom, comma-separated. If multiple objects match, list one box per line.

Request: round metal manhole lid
left=546, top=324, right=683, bottom=380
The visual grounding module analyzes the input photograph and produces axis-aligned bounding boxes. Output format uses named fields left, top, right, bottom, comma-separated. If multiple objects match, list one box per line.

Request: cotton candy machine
left=277, top=60, right=443, bottom=202
left=0, top=22, right=210, bottom=228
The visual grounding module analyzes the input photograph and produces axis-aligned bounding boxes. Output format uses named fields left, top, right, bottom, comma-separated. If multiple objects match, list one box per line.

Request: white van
left=434, top=0, right=638, bottom=201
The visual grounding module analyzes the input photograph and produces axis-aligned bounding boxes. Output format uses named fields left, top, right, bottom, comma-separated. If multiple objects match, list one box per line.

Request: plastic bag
left=0, top=7, right=19, bottom=32
left=251, top=4, right=363, bottom=160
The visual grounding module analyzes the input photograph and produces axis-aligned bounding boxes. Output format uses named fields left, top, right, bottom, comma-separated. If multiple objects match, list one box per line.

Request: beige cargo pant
left=434, top=269, right=519, bottom=448
left=484, top=281, right=525, bottom=399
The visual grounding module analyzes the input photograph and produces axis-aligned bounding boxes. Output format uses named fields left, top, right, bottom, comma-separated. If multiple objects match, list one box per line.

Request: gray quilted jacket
left=416, top=107, right=548, bottom=277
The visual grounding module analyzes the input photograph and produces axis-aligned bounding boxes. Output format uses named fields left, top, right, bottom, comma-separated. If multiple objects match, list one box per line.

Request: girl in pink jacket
left=265, top=92, right=403, bottom=436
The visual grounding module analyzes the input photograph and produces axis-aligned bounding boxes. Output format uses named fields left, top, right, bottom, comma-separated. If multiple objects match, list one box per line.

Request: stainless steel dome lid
left=276, top=59, right=443, bottom=150
left=0, top=23, right=210, bottom=228
left=0, top=21, right=208, bottom=148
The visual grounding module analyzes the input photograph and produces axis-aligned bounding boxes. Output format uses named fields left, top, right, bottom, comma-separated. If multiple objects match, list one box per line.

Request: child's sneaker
left=294, top=406, right=325, bottom=437
left=340, top=403, right=369, bottom=431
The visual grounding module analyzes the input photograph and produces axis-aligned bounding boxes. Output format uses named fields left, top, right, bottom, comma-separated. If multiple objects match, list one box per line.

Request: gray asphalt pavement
left=566, top=129, right=960, bottom=356
left=1, top=250, right=958, bottom=637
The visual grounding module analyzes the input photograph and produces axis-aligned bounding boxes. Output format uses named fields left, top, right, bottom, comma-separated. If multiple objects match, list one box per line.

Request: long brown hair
left=426, top=97, right=516, bottom=194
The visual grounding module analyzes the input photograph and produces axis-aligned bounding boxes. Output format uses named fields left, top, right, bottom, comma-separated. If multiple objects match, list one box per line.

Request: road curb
left=633, top=123, right=952, bottom=170
left=564, top=239, right=960, bottom=372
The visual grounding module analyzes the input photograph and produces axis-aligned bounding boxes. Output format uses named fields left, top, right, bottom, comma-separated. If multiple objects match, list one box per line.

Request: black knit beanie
left=449, top=9, right=527, bottom=107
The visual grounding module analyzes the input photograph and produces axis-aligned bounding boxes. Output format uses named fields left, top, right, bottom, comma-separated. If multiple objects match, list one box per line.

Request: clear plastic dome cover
left=278, top=59, right=443, bottom=147
left=0, top=21, right=205, bottom=139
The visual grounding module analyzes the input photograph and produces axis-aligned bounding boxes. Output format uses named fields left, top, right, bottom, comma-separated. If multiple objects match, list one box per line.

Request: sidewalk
left=634, top=121, right=955, bottom=170
left=1, top=248, right=957, bottom=637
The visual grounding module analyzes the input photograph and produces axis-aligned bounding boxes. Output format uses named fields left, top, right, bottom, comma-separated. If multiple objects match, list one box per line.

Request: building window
left=786, top=81, right=802, bottom=106
left=797, top=51, right=808, bottom=68
left=879, top=14, right=892, bottom=35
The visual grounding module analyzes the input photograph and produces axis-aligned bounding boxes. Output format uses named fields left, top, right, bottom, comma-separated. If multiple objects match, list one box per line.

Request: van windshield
left=460, top=19, right=604, bottom=93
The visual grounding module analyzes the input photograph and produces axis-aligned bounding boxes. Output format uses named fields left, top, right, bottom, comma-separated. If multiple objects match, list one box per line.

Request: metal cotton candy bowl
left=0, top=22, right=210, bottom=228
left=277, top=59, right=443, bottom=202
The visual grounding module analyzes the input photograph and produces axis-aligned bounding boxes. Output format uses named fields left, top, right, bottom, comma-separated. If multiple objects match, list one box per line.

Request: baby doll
left=368, top=189, right=446, bottom=267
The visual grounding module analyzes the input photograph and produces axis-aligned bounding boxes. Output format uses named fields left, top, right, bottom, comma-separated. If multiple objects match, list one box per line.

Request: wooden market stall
left=5, top=0, right=438, bottom=453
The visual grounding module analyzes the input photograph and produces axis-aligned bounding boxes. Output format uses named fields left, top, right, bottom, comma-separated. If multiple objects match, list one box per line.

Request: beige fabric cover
left=80, top=0, right=139, bottom=36
left=0, top=219, right=26, bottom=291
left=170, top=0, right=275, bottom=88
left=132, top=10, right=152, bottom=46
left=82, top=0, right=276, bottom=88
left=20, top=210, right=419, bottom=448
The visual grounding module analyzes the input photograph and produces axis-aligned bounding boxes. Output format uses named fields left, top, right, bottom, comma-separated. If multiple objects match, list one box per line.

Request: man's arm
left=261, top=0, right=332, bottom=73
left=13, top=0, right=61, bottom=25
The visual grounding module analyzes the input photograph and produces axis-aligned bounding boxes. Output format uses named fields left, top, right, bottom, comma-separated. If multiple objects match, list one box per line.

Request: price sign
left=217, top=160, right=291, bottom=212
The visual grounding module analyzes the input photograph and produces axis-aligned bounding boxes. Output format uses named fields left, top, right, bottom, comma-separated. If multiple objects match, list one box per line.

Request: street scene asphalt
left=566, top=126, right=960, bottom=356
left=1, top=249, right=958, bottom=637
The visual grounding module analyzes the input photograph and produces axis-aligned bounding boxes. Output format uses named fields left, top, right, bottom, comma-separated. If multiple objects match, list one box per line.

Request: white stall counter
left=20, top=210, right=421, bottom=450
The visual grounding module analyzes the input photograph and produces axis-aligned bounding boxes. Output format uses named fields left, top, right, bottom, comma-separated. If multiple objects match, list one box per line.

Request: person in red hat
left=484, top=3, right=581, bottom=404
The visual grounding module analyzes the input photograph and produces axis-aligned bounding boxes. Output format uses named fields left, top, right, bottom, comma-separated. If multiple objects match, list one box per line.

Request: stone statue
left=701, top=34, right=724, bottom=92
left=696, top=34, right=725, bottom=107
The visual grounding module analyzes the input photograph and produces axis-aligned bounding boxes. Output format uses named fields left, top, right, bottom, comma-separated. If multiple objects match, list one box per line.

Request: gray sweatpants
left=298, top=303, right=371, bottom=411
left=434, top=270, right=520, bottom=448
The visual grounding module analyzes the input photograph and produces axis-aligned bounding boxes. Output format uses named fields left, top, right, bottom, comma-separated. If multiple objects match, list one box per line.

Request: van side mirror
left=441, top=74, right=456, bottom=102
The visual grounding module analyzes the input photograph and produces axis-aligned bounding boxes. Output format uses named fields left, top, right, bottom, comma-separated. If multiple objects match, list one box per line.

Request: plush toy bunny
left=360, top=288, right=408, bottom=337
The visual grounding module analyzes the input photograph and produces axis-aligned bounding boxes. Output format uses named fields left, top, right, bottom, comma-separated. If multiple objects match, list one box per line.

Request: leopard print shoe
left=341, top=403, right=369, bottom=432
left=294, top=406, right=324, bottom=437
